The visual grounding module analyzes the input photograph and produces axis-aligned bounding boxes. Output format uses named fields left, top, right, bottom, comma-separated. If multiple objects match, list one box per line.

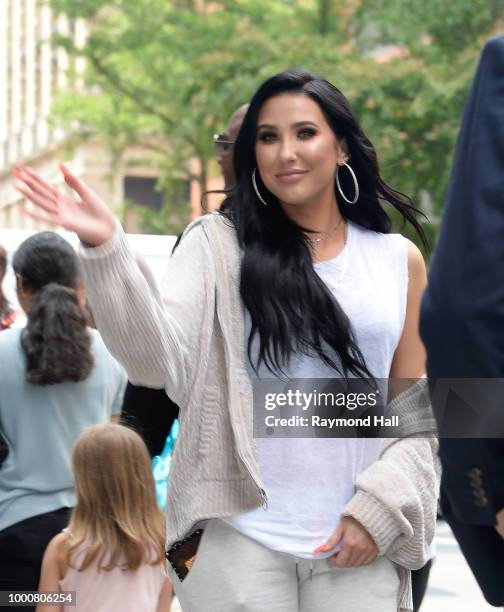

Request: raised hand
left=13, top=163, right=116, bottom=247
left=313, top=516, right=379, bottom=567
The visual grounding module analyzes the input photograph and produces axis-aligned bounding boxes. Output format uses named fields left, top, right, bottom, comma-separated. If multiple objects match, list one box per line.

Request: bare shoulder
left=46, top=532, right=68, bottom=554
left=403, top=238, right=427, bottom=283
left=43, top=532, right=69, bottom=576
left=37, top=532, right=70, bottom=610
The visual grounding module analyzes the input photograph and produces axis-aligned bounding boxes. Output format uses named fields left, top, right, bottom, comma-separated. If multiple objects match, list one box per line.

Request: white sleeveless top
left=224, top=221, right=409, bottom=558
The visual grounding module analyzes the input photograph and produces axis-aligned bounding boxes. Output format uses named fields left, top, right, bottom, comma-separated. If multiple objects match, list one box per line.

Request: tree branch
left=88, top=51, right=200, bottom=150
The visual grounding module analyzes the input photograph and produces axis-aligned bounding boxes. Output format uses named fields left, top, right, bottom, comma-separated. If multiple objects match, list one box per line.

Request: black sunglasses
left=213, top=133, right=235, bottom=155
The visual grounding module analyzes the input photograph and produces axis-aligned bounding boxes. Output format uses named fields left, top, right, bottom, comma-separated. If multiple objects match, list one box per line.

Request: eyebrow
left=257, top=121, right=319, bottom=130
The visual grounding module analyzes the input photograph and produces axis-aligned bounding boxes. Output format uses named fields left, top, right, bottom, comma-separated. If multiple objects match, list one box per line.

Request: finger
left=330, top=547, right=353, bottom=568
left=19, top=207, right=60, bottom=226
left=360, top=551, right=378, bottom=566
left=13, top=166, right=59, bottom=205
left=14, top=183, right=59, bottom=214
left=59, top=163, right=94, bottom=201
left=314, top=524, right=344, bottom=554
left=351, top=550, right=375, bottom=567
left=15, top=172, right=59, bottom=206
left=14, top=184, right=59, bottom=215
left=15, top=165, right=61, bottom=201
left=333, top=535, right=369, bottom=567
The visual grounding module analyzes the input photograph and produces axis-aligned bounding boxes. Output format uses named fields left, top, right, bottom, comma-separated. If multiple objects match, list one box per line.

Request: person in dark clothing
left=411, top=558, right=433, bottom=611
left=120, top=384, right=179, bottom=457
left=420, top=36, right=504, bottom=607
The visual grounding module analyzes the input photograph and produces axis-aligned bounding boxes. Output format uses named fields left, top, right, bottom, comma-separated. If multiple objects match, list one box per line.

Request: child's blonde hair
left=65, top=423, right=166, bottom=571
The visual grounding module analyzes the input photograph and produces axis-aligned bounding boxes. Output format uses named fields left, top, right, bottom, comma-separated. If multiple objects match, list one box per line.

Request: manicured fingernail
left=313, top=546, right=325, bottom=553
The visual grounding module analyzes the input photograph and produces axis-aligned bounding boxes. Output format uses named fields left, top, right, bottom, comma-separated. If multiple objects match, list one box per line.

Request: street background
left=2, top=0, right=504, bottom=250
left=2, top=2, right=504, bottom=608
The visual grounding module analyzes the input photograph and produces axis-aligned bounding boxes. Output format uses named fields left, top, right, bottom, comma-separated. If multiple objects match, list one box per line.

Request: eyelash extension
left=257, top=132, right=276, bottom=142
left=257, top=128, right=316, bottom=142
left=298, top=127, right=316, bottom=138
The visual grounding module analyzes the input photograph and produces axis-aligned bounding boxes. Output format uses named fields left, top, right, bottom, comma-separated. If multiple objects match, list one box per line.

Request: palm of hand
left=13, top=163, right=116, bottom=247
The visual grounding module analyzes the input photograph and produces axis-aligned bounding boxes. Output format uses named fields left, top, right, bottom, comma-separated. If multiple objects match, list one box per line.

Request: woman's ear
left=16, top=274, right=31, bottom=313
left=336, top=139, right=349, bottom=165
left=15, top=273, right=24, bottom=294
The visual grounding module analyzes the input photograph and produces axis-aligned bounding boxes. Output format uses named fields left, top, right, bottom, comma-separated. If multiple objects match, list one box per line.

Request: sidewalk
left=422, top=520, right=494, bottom=612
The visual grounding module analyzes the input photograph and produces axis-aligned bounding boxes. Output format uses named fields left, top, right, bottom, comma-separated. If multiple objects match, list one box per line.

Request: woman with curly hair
left=0, top=232, right=126, bottom=609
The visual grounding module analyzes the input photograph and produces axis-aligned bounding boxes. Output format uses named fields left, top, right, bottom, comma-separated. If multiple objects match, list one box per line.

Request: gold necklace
left=306, top=217, right=345, bottom=245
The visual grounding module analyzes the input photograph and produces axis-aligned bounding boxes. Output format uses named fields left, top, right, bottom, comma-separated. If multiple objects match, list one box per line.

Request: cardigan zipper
left=203, top=219, right=269, bottom=512
left=238, top=453, right=268, bottom=509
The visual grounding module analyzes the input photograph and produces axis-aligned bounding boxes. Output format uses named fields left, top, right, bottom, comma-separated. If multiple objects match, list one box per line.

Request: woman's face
left=255, top=93, right=347, bottom=208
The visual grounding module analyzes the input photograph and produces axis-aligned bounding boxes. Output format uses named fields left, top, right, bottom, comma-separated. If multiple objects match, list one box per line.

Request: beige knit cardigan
left=80, top=213, right=440, bottom=611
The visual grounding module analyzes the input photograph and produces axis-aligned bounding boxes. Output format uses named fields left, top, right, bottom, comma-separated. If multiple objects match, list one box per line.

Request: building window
left=123, top=176, right=164, bottom=211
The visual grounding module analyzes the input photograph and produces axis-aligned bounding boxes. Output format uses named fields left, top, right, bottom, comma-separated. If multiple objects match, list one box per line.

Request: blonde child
left=36, top=424, right=172, bottom=612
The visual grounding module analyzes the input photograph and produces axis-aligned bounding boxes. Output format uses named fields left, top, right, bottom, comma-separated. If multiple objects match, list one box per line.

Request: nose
left=279, top=136, right=297, bottom=163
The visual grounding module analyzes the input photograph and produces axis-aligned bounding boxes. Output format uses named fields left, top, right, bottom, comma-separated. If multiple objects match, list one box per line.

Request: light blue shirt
left=0, top=328, right=127, bottom=531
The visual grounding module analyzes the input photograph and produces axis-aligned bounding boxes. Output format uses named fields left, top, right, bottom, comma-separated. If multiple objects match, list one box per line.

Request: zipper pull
left=260, top=488, right=268, bottom=510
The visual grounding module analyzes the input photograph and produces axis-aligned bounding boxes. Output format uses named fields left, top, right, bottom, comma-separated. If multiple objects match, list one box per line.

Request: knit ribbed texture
left=80, top=214, right=439, bottom=612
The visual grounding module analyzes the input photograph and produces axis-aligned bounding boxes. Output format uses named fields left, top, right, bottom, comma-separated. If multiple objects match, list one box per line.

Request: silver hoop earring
left=252, top=168, right=269, bottom=206
left=336, top=161, right=359, bottom=205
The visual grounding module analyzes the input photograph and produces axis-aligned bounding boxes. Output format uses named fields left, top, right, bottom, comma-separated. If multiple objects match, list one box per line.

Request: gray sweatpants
left=167, top=518, right=400, bottom=612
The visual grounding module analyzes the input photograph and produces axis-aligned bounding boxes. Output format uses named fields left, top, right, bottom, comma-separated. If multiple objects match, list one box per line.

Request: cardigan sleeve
left=79, top=219, right=214, bottom=407
left=342, top=435, right=440, bottom=570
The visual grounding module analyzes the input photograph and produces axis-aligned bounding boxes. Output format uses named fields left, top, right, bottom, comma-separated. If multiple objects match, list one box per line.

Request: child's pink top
left=59, top=544, right=166, bottom=612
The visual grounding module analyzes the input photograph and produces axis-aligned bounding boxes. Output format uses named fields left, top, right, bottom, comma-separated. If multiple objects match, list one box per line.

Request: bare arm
left=339, top=240, right=438, bottom=569
left=321, top=240, right=437, bottom=568
left=389, top=240, right=428, bottom=399
left=36, top=533, right=67, bottom=612
left=155, top=577, right=173, bottom=612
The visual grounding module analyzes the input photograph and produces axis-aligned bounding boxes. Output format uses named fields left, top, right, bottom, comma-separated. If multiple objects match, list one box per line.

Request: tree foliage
left=48, top=0, right=503, bottom=242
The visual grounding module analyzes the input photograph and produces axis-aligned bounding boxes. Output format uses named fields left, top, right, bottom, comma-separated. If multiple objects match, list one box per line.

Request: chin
left=281, top=198, right=312, bottom=208
left=276, top=189, right=318, bottom=207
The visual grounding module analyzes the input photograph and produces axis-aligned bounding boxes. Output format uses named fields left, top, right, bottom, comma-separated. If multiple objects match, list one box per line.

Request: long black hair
left=13, top=232, right=93, bottom=385
left=220, top=69, right=426, bottom=376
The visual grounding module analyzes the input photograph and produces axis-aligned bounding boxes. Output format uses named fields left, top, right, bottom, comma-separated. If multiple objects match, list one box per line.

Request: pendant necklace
left=306, top=217, right=345, bottom=245
left=314, top=223, right=350, bottom=292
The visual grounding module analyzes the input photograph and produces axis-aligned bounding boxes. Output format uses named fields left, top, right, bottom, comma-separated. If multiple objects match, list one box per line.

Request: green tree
left=48, top=0, right=503, bottom=244
left=49, top=0, right=320, bottom=232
